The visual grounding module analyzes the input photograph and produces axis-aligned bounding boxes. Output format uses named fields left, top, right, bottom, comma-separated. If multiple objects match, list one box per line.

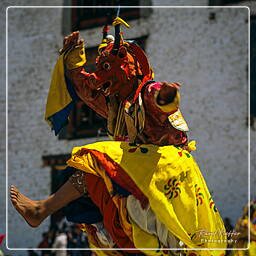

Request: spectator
left=67, top=225, right=88, bottom=256
left=38, top=232, right=51, bottom=256
left=0, top=234, right=5, bottom=256
left=230, top=200, right=256, bottom=256
left=52, top=229, right=68, bottom=256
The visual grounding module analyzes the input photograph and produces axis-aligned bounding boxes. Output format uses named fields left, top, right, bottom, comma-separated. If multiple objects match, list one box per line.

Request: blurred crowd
left=36, top=222, right=91, bottom=256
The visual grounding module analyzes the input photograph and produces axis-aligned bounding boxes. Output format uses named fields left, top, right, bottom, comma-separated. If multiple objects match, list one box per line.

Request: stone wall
left=148, top=5, right=250, bottom=224
left=0, top=0, right=253, bottom=254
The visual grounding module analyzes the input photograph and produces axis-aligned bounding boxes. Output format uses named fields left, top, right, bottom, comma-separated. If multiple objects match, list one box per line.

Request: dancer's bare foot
left=10, top=181, right=82, bottom=228
left=10, top=185, right=46, bottom=228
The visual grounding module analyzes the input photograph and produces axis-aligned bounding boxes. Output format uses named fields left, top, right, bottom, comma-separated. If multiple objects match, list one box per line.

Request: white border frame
left=5, top=5, right=251, bottom=252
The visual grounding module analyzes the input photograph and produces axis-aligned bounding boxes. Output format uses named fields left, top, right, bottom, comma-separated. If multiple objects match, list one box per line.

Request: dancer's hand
left=157, top=82, right=180, bottom=106
left=60, top=31, right=84, bottom=54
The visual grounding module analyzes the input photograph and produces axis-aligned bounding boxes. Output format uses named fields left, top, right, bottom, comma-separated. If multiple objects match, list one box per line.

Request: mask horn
left=111, top=6, right=121, bottom=55
left=111, top=23, right=120, bottom=55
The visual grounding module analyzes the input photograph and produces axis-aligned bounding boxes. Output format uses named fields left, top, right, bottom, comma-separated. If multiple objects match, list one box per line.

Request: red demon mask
left=85, top=21, right=154, bottom=101
left=87, top=43, right=141, bottom=100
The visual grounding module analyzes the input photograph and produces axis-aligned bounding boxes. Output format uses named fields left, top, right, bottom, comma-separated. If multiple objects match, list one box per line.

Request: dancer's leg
left=10, top=175, right=83, bottom=228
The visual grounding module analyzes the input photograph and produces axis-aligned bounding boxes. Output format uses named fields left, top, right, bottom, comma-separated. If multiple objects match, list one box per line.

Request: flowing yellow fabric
left=45, top=54, right=72, bottom=125
left=45, top=44, right=86, bottom=127
left=130, top=219, right=170, bottom=256
left=67, top=141, right=227, bottom=255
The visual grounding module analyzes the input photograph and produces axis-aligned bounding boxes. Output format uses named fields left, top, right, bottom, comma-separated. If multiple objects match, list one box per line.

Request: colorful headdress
left=45, top=16, right=153, bottom=135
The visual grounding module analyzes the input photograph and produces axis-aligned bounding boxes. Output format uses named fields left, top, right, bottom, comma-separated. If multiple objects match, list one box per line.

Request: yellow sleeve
left=64, top=43, right=87, bottom=70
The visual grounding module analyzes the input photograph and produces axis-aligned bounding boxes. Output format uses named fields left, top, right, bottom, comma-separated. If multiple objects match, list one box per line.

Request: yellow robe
left=67, top=141, right=227, bottom=256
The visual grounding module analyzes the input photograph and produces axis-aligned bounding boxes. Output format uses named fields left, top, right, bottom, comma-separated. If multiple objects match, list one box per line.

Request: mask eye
left=103, top=62, right=111, bottom=71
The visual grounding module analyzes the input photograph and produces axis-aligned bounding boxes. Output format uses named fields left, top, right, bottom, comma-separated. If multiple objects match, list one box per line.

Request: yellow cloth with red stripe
left=67, top=141, right=227, bottom=256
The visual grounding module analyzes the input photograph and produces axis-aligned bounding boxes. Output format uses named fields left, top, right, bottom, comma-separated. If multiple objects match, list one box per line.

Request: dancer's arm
left=62, top=32, right=108, bottom=119
left=67, top=65, right=108, bottom=119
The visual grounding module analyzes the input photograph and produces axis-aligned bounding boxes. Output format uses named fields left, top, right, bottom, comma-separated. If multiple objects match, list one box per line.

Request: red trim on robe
left=85, top=173, right=141, bottom=253
left=80, top=148, right=148, bottom=208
